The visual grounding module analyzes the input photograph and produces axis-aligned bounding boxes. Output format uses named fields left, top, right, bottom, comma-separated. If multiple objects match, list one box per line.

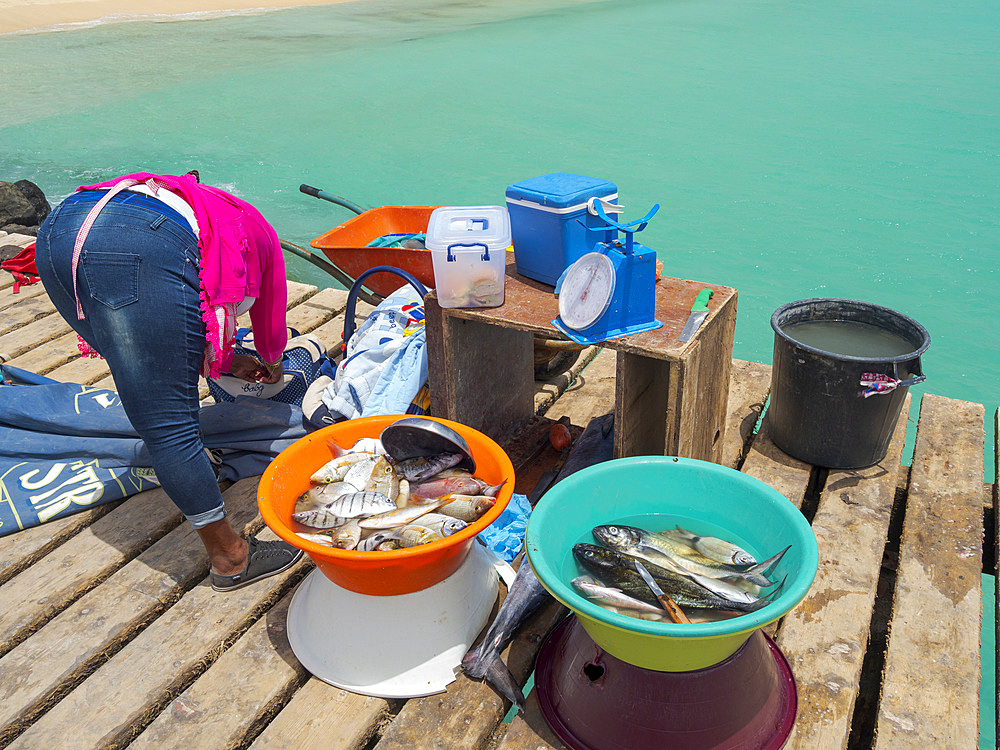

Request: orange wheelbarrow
left=282, top=184, right=585, bottom=378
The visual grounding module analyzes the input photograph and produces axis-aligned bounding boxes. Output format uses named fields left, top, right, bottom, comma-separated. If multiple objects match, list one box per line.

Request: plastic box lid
left=505, top=173, right=618, bottom=209
left=426, top=205, right=511, bottom=248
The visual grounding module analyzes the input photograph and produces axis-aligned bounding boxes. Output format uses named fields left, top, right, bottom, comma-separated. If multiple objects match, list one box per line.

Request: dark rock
left=14, top=180, right=50, bottom=224
left=0, top=245, right=24, bottom=262
left=1, top=224, right=38, bottom=236
left=0, top=182, right=36, bottom=226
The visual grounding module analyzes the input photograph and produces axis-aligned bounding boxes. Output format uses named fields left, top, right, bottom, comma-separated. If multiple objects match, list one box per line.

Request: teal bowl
left=525, top=456, right=819, bottom=671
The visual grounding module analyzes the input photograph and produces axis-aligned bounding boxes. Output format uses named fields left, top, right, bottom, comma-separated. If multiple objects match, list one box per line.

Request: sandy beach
left=0, top=0, right=351, bottom=35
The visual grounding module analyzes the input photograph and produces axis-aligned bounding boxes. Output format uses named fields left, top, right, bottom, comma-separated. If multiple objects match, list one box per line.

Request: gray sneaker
left=211, top=535, right=304, bottom=592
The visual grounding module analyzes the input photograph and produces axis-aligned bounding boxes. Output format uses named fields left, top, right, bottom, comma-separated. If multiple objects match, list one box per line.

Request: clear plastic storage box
left=427, top=206, right=511, bottom=309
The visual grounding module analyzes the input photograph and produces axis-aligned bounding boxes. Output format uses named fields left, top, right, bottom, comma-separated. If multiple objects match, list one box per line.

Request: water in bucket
left=781, top=320, right=917, bottom=359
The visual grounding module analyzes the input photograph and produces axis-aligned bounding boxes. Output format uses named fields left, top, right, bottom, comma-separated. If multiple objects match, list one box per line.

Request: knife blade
left=678, top=288, right=715, bottom=342
left=634, top=560, right=692, bottom=624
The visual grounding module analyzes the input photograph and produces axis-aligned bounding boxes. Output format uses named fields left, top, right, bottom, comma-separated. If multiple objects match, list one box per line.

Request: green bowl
left=525, top=456, right=819, bottom=671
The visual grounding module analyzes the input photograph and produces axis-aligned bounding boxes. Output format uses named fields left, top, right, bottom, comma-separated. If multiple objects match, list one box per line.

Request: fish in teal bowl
left=525, top=455, right=819, bottom=672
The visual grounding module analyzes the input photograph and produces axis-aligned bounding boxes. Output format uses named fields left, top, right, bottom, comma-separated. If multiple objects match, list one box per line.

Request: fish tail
left=748, top=545, right=791, bottom=579
left=326, top=440, right=346, bottom=458
left=482, top=653, right=527, bottom=713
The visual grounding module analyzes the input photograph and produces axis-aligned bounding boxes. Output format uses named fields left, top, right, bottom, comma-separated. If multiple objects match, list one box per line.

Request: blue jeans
left=35, top=190, right=227, bottom=528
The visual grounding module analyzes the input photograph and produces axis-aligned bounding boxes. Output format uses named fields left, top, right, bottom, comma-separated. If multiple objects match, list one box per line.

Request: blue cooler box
left=505, top=173, right=619, bottom=285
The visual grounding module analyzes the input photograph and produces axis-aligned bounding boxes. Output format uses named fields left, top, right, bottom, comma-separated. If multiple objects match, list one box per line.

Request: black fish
left=572, top=543, right=768, bottom=613
left=461, top=560, right=551, bottom=712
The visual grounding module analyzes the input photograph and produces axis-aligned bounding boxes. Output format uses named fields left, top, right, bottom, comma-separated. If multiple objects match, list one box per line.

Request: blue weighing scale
left=551, top=201, right=663, bottom=345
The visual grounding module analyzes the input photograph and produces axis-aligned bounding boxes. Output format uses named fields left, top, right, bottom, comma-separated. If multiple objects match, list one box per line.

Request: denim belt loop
left=70, top=177, right=169, bottom=320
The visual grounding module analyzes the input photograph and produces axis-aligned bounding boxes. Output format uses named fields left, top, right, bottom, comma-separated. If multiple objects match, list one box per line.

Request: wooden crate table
left=424, top=256, right=737, bottom=462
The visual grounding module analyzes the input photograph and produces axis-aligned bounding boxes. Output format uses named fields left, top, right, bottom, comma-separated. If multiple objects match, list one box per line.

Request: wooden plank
left=373, top=600, right=568, bottom=750
left=0, top=488, right=182, bottom=656
left=0, top=501, right=122, bottom=587
left=741, top=415, right=813, bottom=510
left=6, top=518, right=307, bottom=750
left=873, top=394, right=984, bottom=749
left=249, top=679, right=391, bottom=750
left=0, top=232, right=36, bottom=249
left=284, top=286, right=349, bottom=333
left=720, top=359, right=771, bottom=469
left=497, top=690, right=566, bottom=750
left=128, top=592, right=309, bottom=750
left=0, top=279, right=47, bottom=312
left=0, top=293, right=56, bottom=336
left=5, top=331, right=82, bottom=375
left=671, top=290, right=737, bottom=463
left=778, top=395, right=910, bottom=750
left=0, top=479, right=264, bottom=744
left=0, top=312, right=79, bottom=362
left=43, top=349, right=111, bottom=384
left=614, top=351, right=670, bottom=458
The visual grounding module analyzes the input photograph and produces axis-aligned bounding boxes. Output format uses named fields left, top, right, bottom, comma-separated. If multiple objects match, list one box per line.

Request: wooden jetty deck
left=0, top=238, right=995, bottom=749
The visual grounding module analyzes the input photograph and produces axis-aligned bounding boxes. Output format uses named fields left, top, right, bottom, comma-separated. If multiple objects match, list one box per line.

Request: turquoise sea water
left=1, top=0, right=998, bottom=471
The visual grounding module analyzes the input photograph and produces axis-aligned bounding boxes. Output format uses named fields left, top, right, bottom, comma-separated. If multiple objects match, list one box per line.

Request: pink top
left=80, top=173, right=287, bottom=377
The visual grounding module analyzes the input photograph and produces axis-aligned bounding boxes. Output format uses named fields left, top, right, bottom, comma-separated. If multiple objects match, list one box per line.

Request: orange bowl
left=258, top=415, right=514, bottom=596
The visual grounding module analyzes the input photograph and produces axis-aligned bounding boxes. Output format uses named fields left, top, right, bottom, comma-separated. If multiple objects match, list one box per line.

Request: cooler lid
left=505, top=173, right=618, bottom=209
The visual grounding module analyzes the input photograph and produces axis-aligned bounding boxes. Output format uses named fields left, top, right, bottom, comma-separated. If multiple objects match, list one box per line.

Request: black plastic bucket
left=768, top=298, right=929, bottom=469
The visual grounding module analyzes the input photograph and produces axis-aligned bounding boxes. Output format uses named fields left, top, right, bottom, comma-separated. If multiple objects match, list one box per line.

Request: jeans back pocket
left=83, top=252, right=141, bottom=309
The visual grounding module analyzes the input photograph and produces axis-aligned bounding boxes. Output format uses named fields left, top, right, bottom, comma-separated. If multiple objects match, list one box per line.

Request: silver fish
left=391, top=525, right=445, bottom=547
left=397, top=512, right=468, bottom=538
left=437, top=495, right=495, bottom=522
left=461, top=561, right=551, bottom=713
left=349, top=437, right=385, bottom=454
left=357, top=497, right=448, bottom=530
left=571, top=576, right=673, bottom=617
left=593, top=524, right=785, bottom=588
left=481, top=480, right=507, bottom=498
left=410, top=476, right=484, bottom=498
left=355, top=530, right=397, bottom=552
left=396, top=478, right=411, bottom=508
left=390, top=452, right=464, bottom=483
left=656, top=525, right=758, bottom=566
left=322, top=491, right=396, bottom=519
left=295, top=481, right=355, bottom=514
left=343, top=455, right=380, bottom=490
left=310, top=451, right=371, bottom=484
left=331, top=519, right=363, bottom=550
left=364, top=455, right=400, bottom=501
left=296, top=531, right=336, bottom=547
left=291, top=508, right=349, bottom=529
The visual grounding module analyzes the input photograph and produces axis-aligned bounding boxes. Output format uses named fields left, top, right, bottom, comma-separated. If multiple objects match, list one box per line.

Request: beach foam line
left=0, top=0, right=351, bottom=36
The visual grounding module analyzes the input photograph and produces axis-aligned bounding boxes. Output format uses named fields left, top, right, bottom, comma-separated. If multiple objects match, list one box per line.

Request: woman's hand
left=230, top=353, right=265, bottom=382
left=258, top=359, right=283, bottom=384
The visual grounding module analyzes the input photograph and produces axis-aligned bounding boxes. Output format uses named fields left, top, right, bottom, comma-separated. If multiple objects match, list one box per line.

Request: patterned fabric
left=320, top=285, right=428, bottom=420
left=207, top=327, right=327, bottom=407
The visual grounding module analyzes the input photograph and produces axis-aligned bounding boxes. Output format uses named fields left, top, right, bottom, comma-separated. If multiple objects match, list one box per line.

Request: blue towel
left=477, top=492, right=532, bottom=563
left=0, top=366, right=310, bottom=537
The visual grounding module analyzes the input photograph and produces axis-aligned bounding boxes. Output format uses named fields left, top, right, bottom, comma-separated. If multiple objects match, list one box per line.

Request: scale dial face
left=558, top=252, right=616, bottom=331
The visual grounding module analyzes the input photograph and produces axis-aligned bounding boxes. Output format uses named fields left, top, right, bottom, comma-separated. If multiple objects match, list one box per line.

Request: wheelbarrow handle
left=299, top=184, right=366, bottom=216
left=342, top=266, right=429, bottom=351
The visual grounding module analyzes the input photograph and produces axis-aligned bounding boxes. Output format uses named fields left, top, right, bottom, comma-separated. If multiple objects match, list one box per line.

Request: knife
left=634, top=560, right=692, bottom=624
left=678, top=288, right=714, bottom=342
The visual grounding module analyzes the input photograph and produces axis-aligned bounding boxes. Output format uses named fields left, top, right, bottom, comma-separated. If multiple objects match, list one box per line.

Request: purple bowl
left=535, top=617, right=797, bottom=750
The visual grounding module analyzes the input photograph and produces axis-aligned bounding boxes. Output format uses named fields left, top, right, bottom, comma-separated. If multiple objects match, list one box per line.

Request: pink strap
left=71, top=177, right=166, bottom=320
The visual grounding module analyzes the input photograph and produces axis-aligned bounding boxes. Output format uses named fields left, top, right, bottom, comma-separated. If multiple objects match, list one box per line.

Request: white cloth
left=321, top=285, right=427, bottom=420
